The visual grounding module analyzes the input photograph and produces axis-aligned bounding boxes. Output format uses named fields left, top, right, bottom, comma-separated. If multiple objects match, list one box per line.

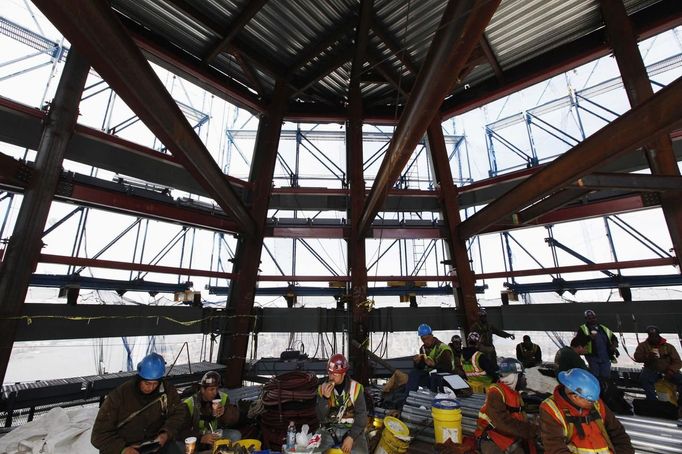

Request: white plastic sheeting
left=0, top=407, right=98, bottom=454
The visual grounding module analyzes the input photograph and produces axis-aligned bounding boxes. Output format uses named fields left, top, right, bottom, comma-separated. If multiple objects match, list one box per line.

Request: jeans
left=406, top=369, right=442, bottom=393
left=586, top=357, right=611, bottom=380
left=639, top=367, right=682, bottom=401
left=317, top=426, right=368, bottom=454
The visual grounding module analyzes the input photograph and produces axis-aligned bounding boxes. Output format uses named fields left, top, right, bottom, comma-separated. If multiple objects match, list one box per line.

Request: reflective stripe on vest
left=541, top=397, right=613, bottom=454
left=463, top=351, right=487, bottom=377
left=184, top=391, right=229, bottom=431
left=475, top=383, right=526, bottom=451
left=425, top=342, right=455, bottom=371
left=318, top=379, right=363, bottom=424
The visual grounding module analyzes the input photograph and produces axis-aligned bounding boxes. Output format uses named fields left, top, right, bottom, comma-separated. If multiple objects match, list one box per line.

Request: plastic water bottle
left=286, top=421, right=296, bottom=450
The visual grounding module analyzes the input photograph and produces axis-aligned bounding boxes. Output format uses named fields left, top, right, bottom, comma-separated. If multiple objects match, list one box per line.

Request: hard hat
left=467, top=331, right=480, bottom=344
left=417, top=323, right=432, bottom=337
left=645, top=325, right=660, bottom=335
left=498, top=358, right=524, bottom=376
left=201, top=371, right=221, bottom=387
left=327, top=353, right=349, bottom=374
left=137, top=352, right=166, bottom=380
left=558, top=368, right=600, bottom=402
left=478, top=307, right=487, bottom=316
left=584, top=309, right=596, bottom=318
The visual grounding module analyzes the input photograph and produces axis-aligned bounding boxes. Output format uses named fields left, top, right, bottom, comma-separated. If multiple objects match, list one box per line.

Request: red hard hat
left=327, top=353, right=349, bottom=374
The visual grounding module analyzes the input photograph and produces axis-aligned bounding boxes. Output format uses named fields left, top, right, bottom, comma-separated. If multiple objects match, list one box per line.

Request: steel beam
left=458, top=75, right=682, bottom=239
left=358, top=0, right=501, bottom=236
left=346, top=0, right=374, bottom=385
left=515, top=188, right=592, bottom=225
left=440, top=0, right=682, bottom=118
left=371, top=18, right=419, bottom=76
left=426, top=119, right=479, bottom=331
left=576, top=173, right=682, bottom=191
left=13, top=300, right=682, bottom=341
left=0, top=50, right=89, bottom=385
left=32, top=0, right=256, bottom=234
left=600, top=0, right=682, bottom=264
left=479, top=35, right=503, bottom=83
left=204, top=0, right=268, bottom=64
left=218, top=82, right=289, bottom=387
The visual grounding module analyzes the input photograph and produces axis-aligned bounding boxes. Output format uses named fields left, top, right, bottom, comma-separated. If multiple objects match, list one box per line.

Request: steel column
left=358, top=0, right=501, bottom=235
left=31, top=0, right=256, bottom=234
left=426, top=119, right=479, bottom=331
left=0, top=49, right=89, bottom=384
left=218, top=82, right=289, bottom=387
left=600, top=0, right=682, bottom=264
left=458, top=75, right=682, bottom=238
left=346, top=0, right=373, bottom=385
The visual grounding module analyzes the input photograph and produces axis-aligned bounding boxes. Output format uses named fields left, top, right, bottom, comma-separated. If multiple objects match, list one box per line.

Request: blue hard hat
left=417, top=323, right=432, bottom=337
left=499, top=358, right=523, bottom=376
left=558, top=368, right=600, bottom=402
left=137, top=352, right=166, bottom=380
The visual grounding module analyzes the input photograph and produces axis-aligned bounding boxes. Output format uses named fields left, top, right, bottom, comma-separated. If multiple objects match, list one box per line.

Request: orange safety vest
left=475, top=383, right=527, bottom=451
left=317, top=379, right=363, bottom=424
left=540, top=388, right=615, bottom=454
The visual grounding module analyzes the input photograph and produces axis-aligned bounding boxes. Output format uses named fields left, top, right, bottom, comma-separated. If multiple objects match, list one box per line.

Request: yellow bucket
left=326, top=449, right=344, bottom=454
left=468, top=380, right=489, bottom=394
left=431, top=399, right=462, bottom=444
left=234, top=439, right=262, bottom=451
left=374, top=416, right=410, bottom=454
left=656, top=378, right=679, bottom=405
left=373, top=416, right=384, bottom=429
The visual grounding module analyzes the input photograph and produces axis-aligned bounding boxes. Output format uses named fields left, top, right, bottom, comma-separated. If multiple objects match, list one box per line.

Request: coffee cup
left=212, top=399, right=222, bottom=416
left=185, top=436, right=197, bottom=454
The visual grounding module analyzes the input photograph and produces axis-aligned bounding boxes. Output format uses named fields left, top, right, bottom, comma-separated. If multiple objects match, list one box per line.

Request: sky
left=1, top=2, right=681, bottom=383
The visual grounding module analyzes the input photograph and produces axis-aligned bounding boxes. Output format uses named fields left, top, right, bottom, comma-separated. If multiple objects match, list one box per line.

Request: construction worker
left=577, top=309, right=619, bottom=381
left=179, top=371, right=241, bottom=450
left=316, top=354, right=369, bottom=454
left=633, top=325, right=682, bottom=404
left=516, top=335, right=542, bottom=368
left=475, top=358, right=538, bottom=454
left=470, top=307, right=515, bottom=364
left=461, top=332, right=498, bottom=388
left=449, top=334, right=465, bottom=375
left=406, top=323, right=454, bottom=392
left=91, top=352, right=186, bottom=454
left=554, top=335, right=589, bottom=373
left=540, top=368, right=633, bottom=454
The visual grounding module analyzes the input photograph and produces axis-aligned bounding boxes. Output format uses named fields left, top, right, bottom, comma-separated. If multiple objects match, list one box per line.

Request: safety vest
left=475, top=383, right=527, bottom=451
left=184, top=391, right=229, bottom=432
left=540, top=389, right=615, bottom=454
left=579, top=324, right=614, bottom=356
left=421, top=340, right=455, bottom=371
left=318, top=379, right=363, bottom=425
left=518, top=344, right=538, bottom=363
left=462, top=351, right=493, bottom=386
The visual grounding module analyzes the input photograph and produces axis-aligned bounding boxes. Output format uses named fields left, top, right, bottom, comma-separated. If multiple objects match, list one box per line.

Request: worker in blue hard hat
left=405, top=323, right=454, bottom=392
left=539, top=368, right=633, bottom=454
left=475, top=358, right=538, bottom=454
left=91, top=352, right=187, bottom=454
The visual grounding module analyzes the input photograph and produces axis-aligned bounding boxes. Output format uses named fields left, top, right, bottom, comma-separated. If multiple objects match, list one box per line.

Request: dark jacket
left=633, top=338, right=682, bottom=373
left=316, top=376, right=368, bottom=441
left=470, top=321, right=513, bottom=348
left=91, top=378, right=186, bottom=454
left=516, top=342, right=542, bottom=368
left=554, top=346, right=588, bottom=373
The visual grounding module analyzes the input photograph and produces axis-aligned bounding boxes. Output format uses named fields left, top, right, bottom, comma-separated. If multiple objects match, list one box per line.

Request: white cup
left=185, top=436, right=197, bottom=454
left=212, top=398, right=222, bottom=416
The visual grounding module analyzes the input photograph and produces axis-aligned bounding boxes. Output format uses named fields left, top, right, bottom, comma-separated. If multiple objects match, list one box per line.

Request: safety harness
left=116, top=384, right=168, bottom=430
left=542, top=399, right=615, bottom=454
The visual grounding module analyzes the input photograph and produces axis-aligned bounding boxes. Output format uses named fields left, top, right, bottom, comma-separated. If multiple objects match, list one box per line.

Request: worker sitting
left=316, top=354, right=369, bottom=454
left=633, top=325, right=682, bottom=407
left=540, top=368, right=633, bottom=454
left=405, top=323, right=454, bottom=392
left=179, top=371, right=241, bottom=451
left=516, top=335, right=542, bottom=368
left=475, top=358, right=538, bottom=454
left=554, top=335, right=589, bottom=373
left=461, top=332, right=498, bottom=391
left=91, top=352, right=186, bottom=454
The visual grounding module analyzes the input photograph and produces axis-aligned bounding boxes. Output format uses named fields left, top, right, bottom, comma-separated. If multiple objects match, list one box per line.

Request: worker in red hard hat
left=316, top=354, right=369, bottom=454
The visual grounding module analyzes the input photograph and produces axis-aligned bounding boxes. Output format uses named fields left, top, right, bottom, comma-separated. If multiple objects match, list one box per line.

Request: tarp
left=0, top=407, right=98, bottom=454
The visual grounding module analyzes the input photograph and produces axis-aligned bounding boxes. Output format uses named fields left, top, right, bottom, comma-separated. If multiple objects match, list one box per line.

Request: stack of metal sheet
left=375, top=390, right=682, bottom=453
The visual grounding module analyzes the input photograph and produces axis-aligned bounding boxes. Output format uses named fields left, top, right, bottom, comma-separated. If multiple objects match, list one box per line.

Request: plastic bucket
left=431, top=398, right=462, bottom=444
left=326, top=449, right=344, bottom=454
left=374, top=416, right=410, bottom=454
left=235, top=439, right=262, bottom=450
